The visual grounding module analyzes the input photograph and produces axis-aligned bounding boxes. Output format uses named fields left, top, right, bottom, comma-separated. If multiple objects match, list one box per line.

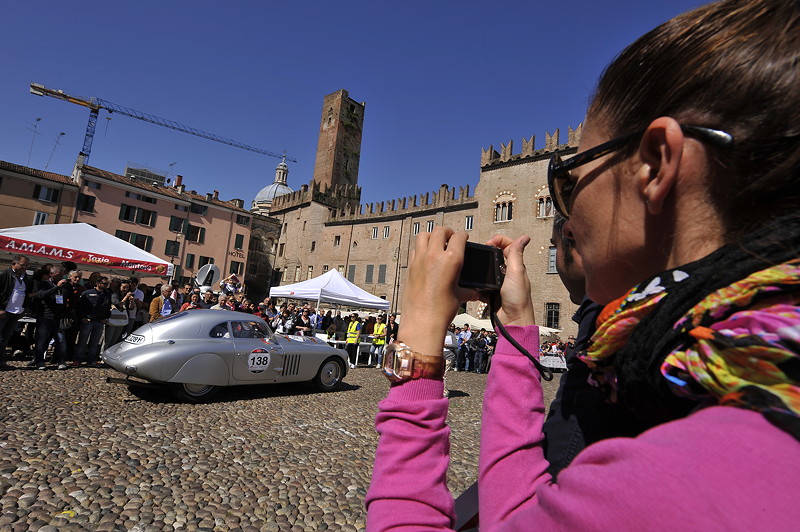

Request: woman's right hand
left=398, top=227, right=479, bottom=356
left=486, top=235, right=536, bottom=327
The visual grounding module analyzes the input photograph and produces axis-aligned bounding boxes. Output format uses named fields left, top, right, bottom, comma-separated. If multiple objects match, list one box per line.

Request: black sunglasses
left=547, top=125, right=734, bottom=218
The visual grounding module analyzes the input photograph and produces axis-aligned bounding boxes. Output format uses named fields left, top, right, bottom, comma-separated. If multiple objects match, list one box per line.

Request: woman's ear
left=638, top=117, right=684, bottom=215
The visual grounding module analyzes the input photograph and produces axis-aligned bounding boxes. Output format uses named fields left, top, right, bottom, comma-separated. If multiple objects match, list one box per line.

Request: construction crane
left=29, top=82, right=296, bottom=165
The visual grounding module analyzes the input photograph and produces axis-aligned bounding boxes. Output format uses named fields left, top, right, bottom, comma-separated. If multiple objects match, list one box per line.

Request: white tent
left=0, top=223, right=173, bottom=276
left=453, top=313, right=562, bottom=335
left=269, top=269, right=390, bottom=310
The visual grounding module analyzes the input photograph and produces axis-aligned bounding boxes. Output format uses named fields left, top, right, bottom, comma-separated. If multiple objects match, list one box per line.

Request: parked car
left=102, top=310, right=348, bottom=402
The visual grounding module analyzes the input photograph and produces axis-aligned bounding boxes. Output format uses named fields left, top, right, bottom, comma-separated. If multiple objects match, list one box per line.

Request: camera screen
left=461, top=245, right=498, bottom=285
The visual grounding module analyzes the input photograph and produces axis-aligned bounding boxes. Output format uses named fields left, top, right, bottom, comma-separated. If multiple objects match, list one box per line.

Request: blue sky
left=1, top=1, right=707, bottom=207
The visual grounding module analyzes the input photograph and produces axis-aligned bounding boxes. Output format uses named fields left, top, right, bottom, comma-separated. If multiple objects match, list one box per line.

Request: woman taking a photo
left=366, top=0, right=800, bottom=528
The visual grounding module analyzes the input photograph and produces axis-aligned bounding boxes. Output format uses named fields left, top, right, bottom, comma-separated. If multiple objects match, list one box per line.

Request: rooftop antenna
left=26, top=117, right=42, bottom=166
left=45, top=132, right=66, bottom=170
left=167, top=161, right=177, bottom=183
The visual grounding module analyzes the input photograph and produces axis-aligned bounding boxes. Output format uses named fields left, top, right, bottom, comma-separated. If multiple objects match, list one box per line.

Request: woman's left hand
left=398, top=227, right=478, bottom=356
left=486, top=234, right=535, bottom=327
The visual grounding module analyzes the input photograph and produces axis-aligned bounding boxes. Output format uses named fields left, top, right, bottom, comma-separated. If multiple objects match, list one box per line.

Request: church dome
left=254, top=157, right=293, bottom=204
left=255, top=181, right=293, bottom=203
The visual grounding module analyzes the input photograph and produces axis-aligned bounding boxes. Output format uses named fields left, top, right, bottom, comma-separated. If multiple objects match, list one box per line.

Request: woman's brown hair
left=589, top=0, right=800, bottom=235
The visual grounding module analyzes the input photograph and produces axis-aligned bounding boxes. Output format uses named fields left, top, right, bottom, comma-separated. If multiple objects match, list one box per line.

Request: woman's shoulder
left=713, top=301, right=799, bottom=335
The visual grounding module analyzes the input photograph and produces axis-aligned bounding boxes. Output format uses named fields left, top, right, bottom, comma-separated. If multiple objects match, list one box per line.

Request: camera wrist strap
left=488, top=296, right=554, bottom=381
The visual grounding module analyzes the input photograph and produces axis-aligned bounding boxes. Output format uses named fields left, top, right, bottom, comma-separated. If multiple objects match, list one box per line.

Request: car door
left=230, top=320, right=285, bottom=382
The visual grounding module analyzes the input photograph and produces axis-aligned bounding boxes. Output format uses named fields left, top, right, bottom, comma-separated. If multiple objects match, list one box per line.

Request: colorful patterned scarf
left=580, top=215, right=800, bottom=440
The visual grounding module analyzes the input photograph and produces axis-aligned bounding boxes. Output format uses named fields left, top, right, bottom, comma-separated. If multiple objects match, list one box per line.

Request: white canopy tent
left=0, top=223, right=173, bottom=276
left=269, top=269, right=390, bottom=310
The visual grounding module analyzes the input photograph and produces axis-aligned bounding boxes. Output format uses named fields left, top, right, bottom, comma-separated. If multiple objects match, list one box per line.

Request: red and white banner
left=0, top=236, right=173, bottom=275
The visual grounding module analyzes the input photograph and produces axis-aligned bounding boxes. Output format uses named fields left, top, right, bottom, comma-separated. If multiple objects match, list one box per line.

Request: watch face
left=382, top=343, right=407, bottom=382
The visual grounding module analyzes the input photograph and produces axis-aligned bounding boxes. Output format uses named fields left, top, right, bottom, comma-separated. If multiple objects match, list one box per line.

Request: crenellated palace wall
left=268, top=125, right=584, bottom=338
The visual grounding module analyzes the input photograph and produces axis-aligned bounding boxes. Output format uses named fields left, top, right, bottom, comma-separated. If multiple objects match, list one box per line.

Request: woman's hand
left=486, top=235, right=535, bottom=327
left=398, top=227, right=478, bottom=356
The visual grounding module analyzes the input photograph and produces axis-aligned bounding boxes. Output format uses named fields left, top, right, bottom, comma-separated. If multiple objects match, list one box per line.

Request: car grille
left=282, top=354, right=300, bottom=376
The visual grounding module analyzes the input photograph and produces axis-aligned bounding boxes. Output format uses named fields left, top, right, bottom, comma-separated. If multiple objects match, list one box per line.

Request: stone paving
left=0, top=362, right=559, bottom=531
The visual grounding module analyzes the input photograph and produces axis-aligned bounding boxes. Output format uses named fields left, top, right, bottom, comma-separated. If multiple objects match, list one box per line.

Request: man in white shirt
left=0, top=255, right=31, bottom=367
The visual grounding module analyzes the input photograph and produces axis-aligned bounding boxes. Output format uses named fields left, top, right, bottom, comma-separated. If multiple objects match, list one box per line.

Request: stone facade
left=472, top=126, right=582, bottom=334
left=267, top=130, right=582, bottom=337
left=260, top=90, right=586, bottom=339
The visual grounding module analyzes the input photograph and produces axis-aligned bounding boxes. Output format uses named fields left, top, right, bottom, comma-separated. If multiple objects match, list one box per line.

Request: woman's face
left=564, top=116, right=654, bottom=305
left=191, top=294, right=200, bottom=303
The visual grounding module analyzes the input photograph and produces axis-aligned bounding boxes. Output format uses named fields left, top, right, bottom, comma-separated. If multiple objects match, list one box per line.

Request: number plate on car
left=125, top=334, right=146, bottom=345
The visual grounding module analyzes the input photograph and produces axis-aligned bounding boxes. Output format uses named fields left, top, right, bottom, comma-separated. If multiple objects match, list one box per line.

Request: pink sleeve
left=478, top=325, right=554, bottom=525
left=366, top=323, right=800, bottom=530
left=365, top=378, right=455, bottom=531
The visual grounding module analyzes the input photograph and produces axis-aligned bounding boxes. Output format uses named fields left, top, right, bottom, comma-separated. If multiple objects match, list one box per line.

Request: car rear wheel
left=312, top=357, right=345, bottom=392
left=172, top=382, right=219, bottom=403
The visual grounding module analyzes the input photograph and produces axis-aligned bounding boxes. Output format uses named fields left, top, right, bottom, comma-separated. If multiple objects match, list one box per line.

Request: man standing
left=31, top=264, right=71, bottom=370
left=385, top=314, right=399, bottom=345
left=149, top=285, right=177, bottom=322
left=210, top=294, right=230, bottom=310
left=334, top=311, right=345, bottom=335
left=470, top=328, right=488, bottom=374
left=74, top=276, right=112, bottom=366
left=64, top=270, right=85, bottom=363
left=127, top=277, right=145, bottom=330
left=371, top=315, right=387, bottom=368
left=200, top=290, right=215, bottom=309
left=345, top=313, right=361, bottom=369
left=0, top=255, right=31, bottom=368
left=83, top=272, right=102, bottom=290
left=456, top=324, right=472, bottom=372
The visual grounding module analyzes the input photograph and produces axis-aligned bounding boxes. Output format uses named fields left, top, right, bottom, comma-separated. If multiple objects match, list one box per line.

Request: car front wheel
left=172, top=382, right=219, bottom=403
left=312, top=357, right=345, bottom=392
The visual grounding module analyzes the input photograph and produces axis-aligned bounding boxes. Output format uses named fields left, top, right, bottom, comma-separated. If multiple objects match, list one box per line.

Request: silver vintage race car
left=102, top=310, right=349, bottom=403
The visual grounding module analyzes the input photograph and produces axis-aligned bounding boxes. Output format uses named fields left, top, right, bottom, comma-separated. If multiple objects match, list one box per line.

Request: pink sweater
left=366, top=325, right=800, bottom=530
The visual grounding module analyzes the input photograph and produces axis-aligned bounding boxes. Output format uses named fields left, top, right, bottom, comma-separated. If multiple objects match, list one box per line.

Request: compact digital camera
left=458, top=242, right=506, bottom=292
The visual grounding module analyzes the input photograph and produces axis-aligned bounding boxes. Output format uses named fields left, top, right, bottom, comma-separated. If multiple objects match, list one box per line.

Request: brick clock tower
left=312, top=89, right=365, bottom=189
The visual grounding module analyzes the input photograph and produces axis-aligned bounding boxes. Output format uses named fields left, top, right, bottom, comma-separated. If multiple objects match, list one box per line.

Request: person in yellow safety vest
left=371, top=315, right=387, bottom=368
left=345, top=313, right=361, bottom=369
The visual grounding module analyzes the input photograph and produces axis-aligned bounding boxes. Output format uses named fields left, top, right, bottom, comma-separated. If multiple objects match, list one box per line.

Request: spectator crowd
left=0, top=256, right=281, bottom=370
left=1, top=256, right=480, bottom=373
left=0, top=255, right=504, bottom=376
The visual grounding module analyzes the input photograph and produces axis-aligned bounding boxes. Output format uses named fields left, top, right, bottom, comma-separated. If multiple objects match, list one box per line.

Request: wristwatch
left=382, top=341, right=445, bottom=382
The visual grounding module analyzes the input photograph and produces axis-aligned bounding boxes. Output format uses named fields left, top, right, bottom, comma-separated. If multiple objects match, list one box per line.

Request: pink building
left=0, top=161, right=77, bottom=229
left=72, top=165, right=252, bottom=285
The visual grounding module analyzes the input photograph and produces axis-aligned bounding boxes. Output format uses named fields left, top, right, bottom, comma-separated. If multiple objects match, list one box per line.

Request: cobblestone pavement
left=0, top=362, right=559, bottom=531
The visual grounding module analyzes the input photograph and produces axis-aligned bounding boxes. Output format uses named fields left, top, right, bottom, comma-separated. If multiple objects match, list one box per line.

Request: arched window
left=537, top=197, right=554, bottom=218
left=494, top=192, right=515, bottom=222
